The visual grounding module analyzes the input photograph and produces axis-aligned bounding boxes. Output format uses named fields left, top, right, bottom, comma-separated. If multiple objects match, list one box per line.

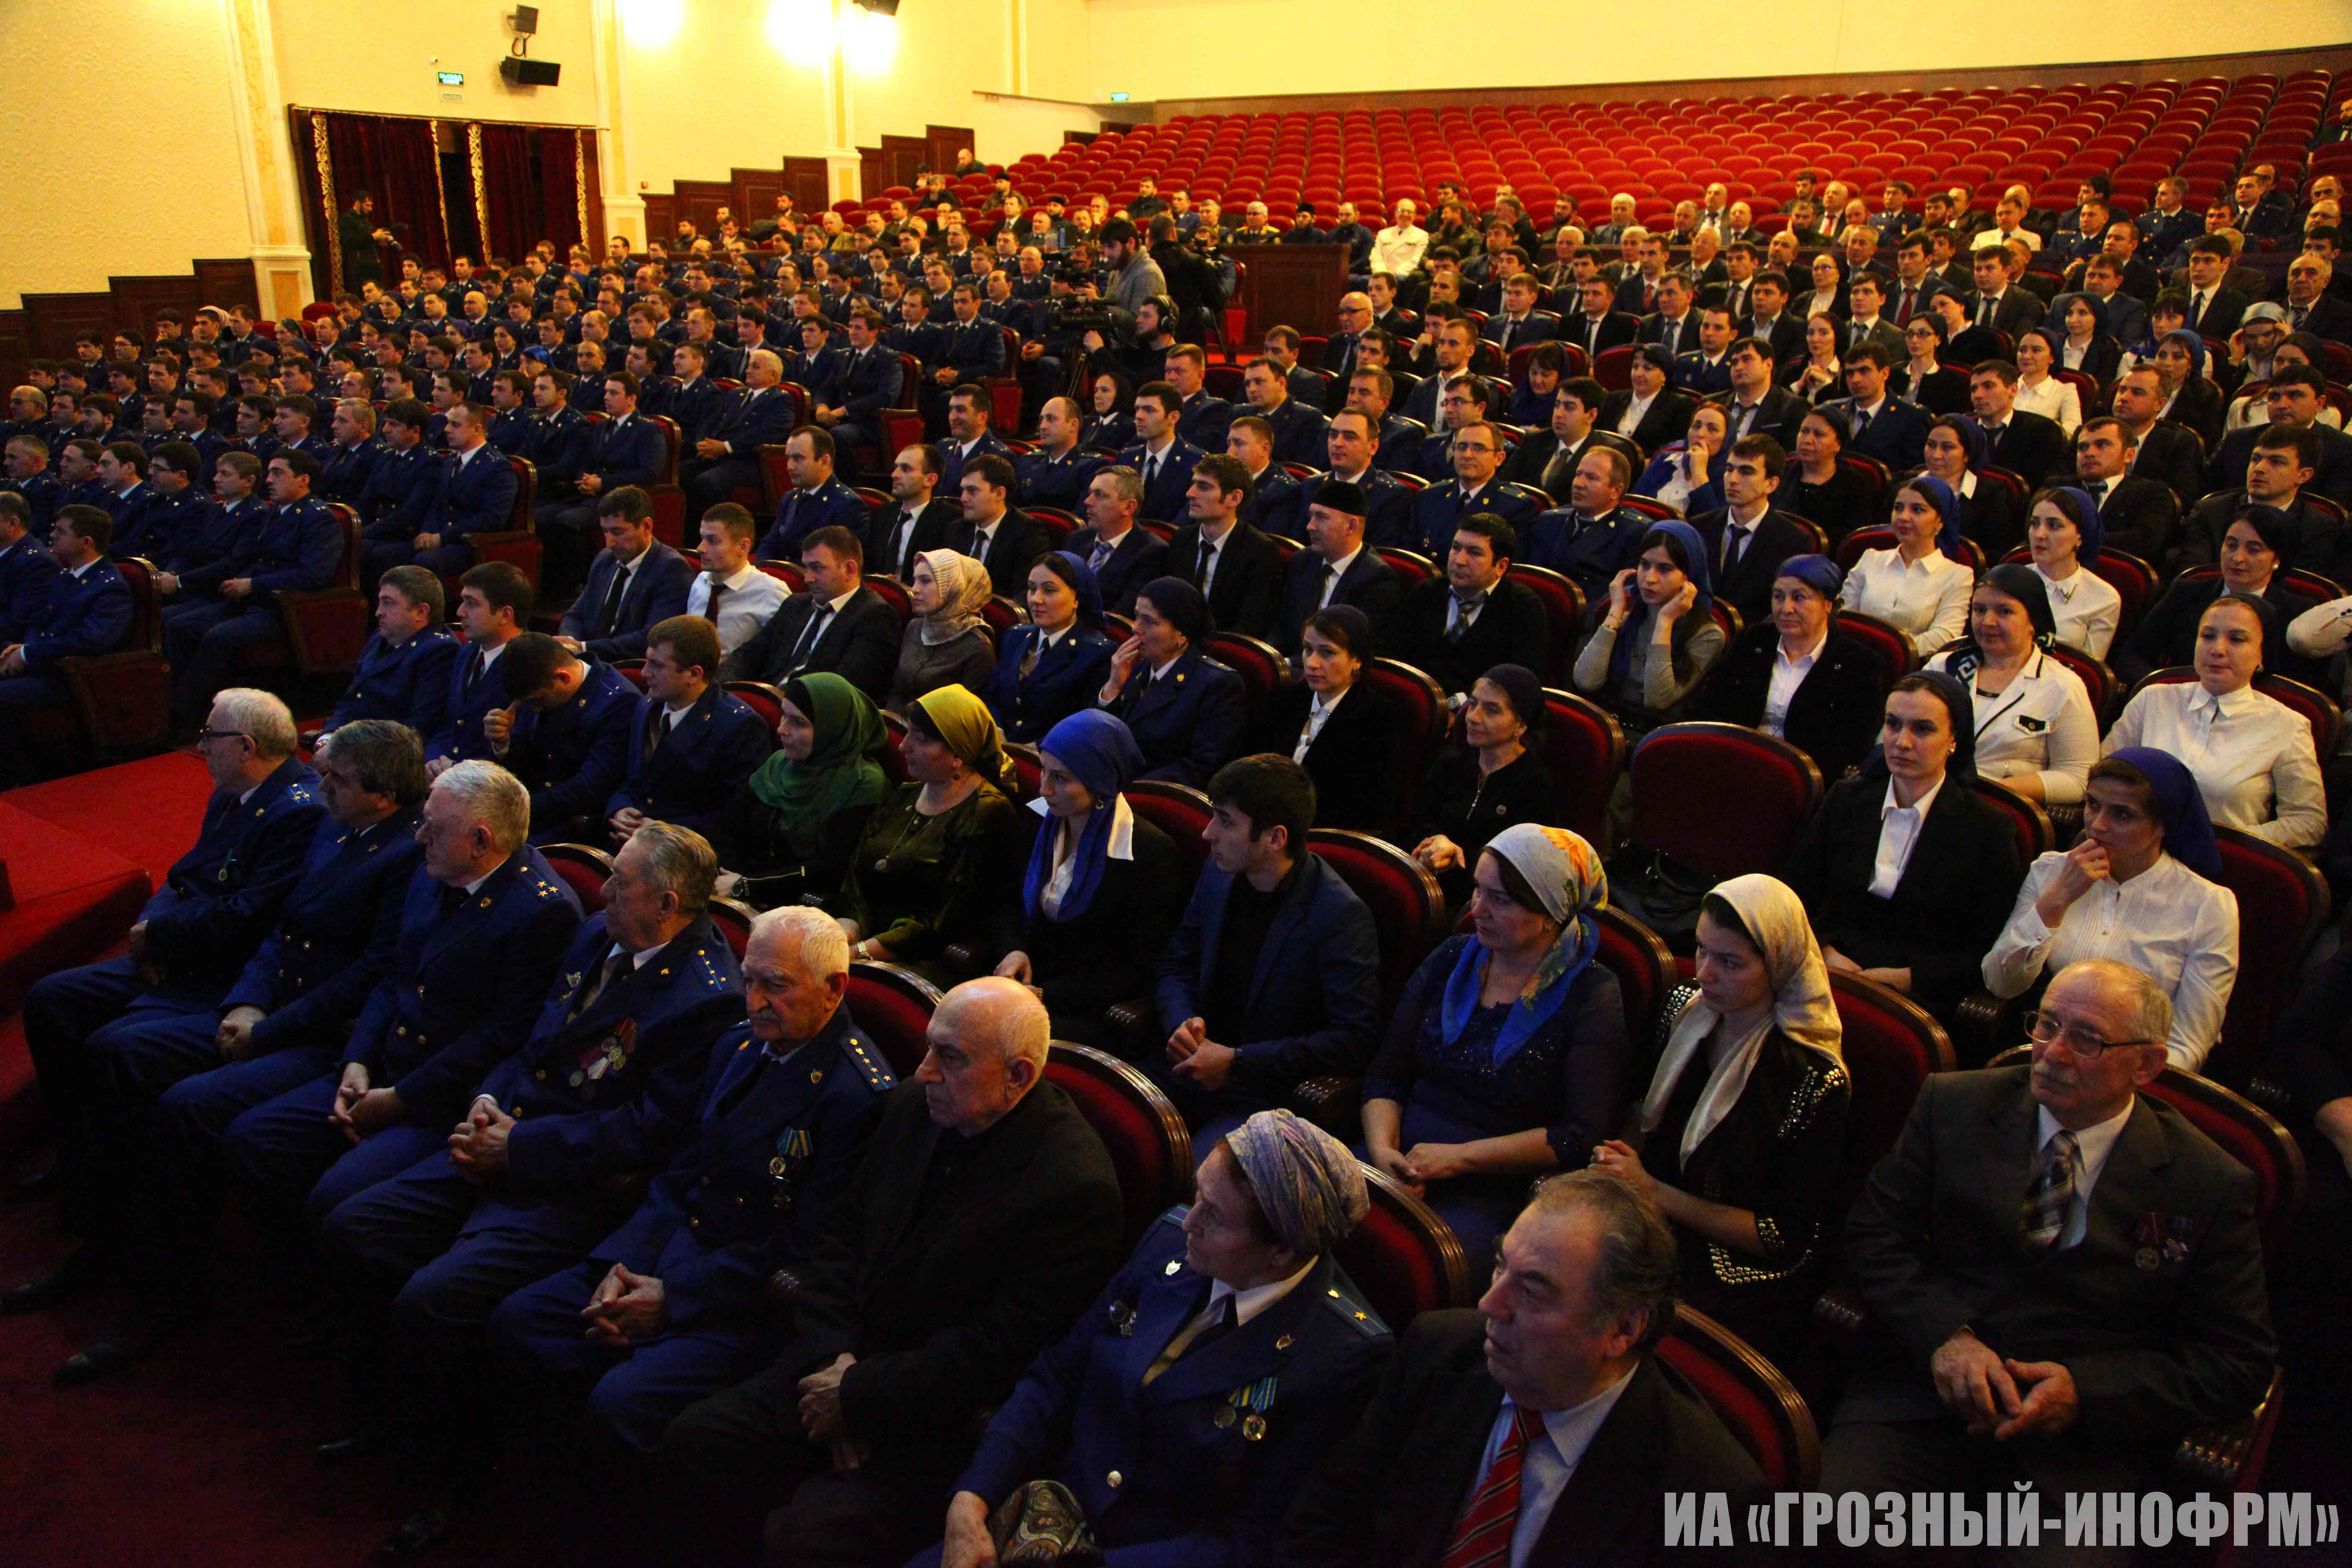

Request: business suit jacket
left=1526, top=506, right=1650, bottom=604
left=206, top=498, right=342, bottom=613
left=562, top=411, right=663, bottom=497
left=1966, top=287, right=2047, bottom=337
left=1687, top=505, right=1818, bottom=627
left=946, top=507, right=1052, bottom=598
left=606, top=683, right=774, bottom=840
left=1707, top=384, right=1808, bottom=451
left=981, top=623, right=1117, bottom=743
left=829, top=343, right=906, bottom=421
left=425, top=639, right=518, bottom=763
left=1253, top=397, right=1328, bottom=467
left=1102, top=644, right=1248, bottom=787
left=590, top=1008, right=895, bottom=1335
left=721, top=585, right=900, bottom=702
left=1064, top=525, right=1169, bottom=619
left=1117, top=438, right=1208, bottom=524
left=702, top=384, right=798, bottom=461
left=1785, top=771, right=2022, bottom=1014
left=1693, top=622, right=1887, bottom=783
left=759, top=476, right=872, bottom=562
left=1637, top=311, right=1705, bottom=359
left=1257, top=681, right=1403, bottom=832
left=1281, top=1311, right=1770, bottom=1568
left=930, top=318, right=1008, bottom=382
left=557, top=539, right=697, bottom=662
left=1382, top=576, right=1550, bottom=694
left=473, top=912, right=746, bottom=1192
left=2093, top=474, right=2182, bottom=567
left=217, top=804, right=426, bottom=1055
left=957, top=1213, right=1392, bottom=1568
left=1015, top=448, right=1106, bottom=514
left=503, top=657, right=642, bottom=841
left=1176, top=391, right=1235, bottom=451
left=1975, top=409, right=2071, bottom=487
left=317, top=437, right=386, bottom=510
left=1404, top=480, right=1545, bottom=556
left=402, top=444, right=520, bottom=539
left=355, top=443, right=434, bottom=528
left=869, top=498, right=963, bottom=583
left=1566, top=310, right=1642, bottom=366
left=1278, top=547, right=1403, bottom=655
left=2208, top=422, right=2352, bottom=510
left=773, top=1079, right=1124, bottom=1480
left=1615, top=273, right=1670, bottom=318
left=2131, top=422, right=2209, bottom=509
left=2184, top=286, right=2250, bottom=342
left=1840, top=1067, right=2274, bottom=1446
left=1162, top=521, right=1286, bottom=644
left=1291, top=469, right=1411, bottom=547
left=1496, top=429, right=1574, bottom=501
left=2287, top=294, right=2352, bottom=346
left=323, top=625, right=461, bottom=738
left=341, top=847, right=584, bottom=1123
left=1155, top=851, right=1382, bottom=1099
left=1596, top=388, right=1699, bottom=461
left=18, top=557, right=134, bottom=678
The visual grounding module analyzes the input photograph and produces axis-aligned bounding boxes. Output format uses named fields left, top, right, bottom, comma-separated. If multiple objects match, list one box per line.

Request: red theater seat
left=1046, top=1042, right=1194, bottom=1251
left=846, top=959, right=942, bottom=1078
left=539, top=842, right=616, bottom=914
left=1656, top=1305, right=1822, bottom=1489
left=1333, top=1166, right=1475, bottom=1331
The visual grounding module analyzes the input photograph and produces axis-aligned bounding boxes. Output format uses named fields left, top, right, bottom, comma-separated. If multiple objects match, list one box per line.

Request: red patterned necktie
left=1440, top=1404, right=1543, bottom=1568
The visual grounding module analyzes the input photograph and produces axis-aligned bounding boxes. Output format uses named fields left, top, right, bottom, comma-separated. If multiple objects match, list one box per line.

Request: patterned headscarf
left=915, top=549, right=995, bottom=645
left=1442, top=825, right=1609, bottom=1065
left=1223, top=1109, right=1370, bottom=1258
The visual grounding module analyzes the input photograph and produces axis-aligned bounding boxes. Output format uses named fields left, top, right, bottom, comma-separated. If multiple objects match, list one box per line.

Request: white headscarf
left=1639, top=873, right=1841, bottom=1163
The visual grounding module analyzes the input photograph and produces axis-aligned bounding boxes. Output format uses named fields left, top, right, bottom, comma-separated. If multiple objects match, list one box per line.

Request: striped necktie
left=1439, top=1405, right=1543, bottom=1568
left=2020, top=1128, right=2080, bottom=1251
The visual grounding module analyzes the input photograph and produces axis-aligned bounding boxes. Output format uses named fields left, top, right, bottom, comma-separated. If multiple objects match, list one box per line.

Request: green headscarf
left=744, top=673, right=890, bottom=857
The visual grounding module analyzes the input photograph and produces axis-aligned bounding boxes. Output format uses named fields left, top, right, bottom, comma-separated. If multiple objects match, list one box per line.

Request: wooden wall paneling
left=20, top=293, right=119, bottom=362
left=926, top=125, right=975, bottom=178
left=0, top=310, right=30, bottom=394
left=581, top=134, right=605, bottom=251
left=880, top=134, right=928, bottom=193
left=780, top=157, right=831, bottom=217
left=192, top=260, right=261, bottom=318
left=673, top=180, right=733, bottom=237
left=858, top=148, right=886, bottom=202
left=642, top=194, right=677, bottom=242
left=735, top=168, right=785, bottom=227
left=111, top=276, right=201, bottom=338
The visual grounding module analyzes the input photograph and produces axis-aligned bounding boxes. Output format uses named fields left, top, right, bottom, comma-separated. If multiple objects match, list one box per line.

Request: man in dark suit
left=2180, top=238, right=2249, bottom=343
left=1014, top=396, right=1105, bottom=514
left=808, top=309, right=903, bottom=475
left=2073, top=417, right=2183, bottom=578
left=1240, top=357, right=1331, bottom=467
left=1689, top=433, right=1811, bottom=626
left=1636, top=273, right=1704, bottom=360
left=935, top=1112, right=1393, bottom=1568
left=1283, top=1168, right=1770, bottom=1567
left=1967, top=361, right=2072, bottom=486
left=0, top=508, right=127, bottom=746
left=756, top=426, right=871, bottom=563
left=1823, top=960, right=2274, bottom=1525
left=484, top=632, right=642, bottom=842
left=722, top=524, right=901, bottom=702
left=656, top=977, right=1125, bottom=1566
left=319, top=565, right=462, bottom=742
left=1226, top=415, right=1303, bottom=536
left=1710, top=337, right=1807, bottom=451
left=423, top=562, right=534, bottom=771
left=1402, top=316, right=1480, bottom=428
left=1277, top=480, right=1402, bottom=660
left=1159, top=454, right=1284, bottom=643
left=1407, top=420, right=1543, bottom=555
left=1818, top=344, right=1932, bottom=472
left=605, top=615, right=773, bottom=846
left=1383, top=511, right=1549, bottom=693
left=1162, top=346, right=1235, bottom=450
left=1566, top=276, right=1641, bottom=369
left=1065, top=465, right=1169, bottom=617
left=534, top=370, right=666, bottom=597
left=2205, top=366, right=2352, bottom=508
left=1118, top=381, right=1210, bottom=526
left=1151, top=755, right=1380, bottom=1142
left=682, top=351, right=796, bottom=524
left=1964, top=246, right=2046, bottom=338
left=2109, top=369, right=2208, bottom=509
left=554, top=488, right=696, bottom=663
left=164, top=449, right=344, bottom=726
left=1740, top=269, right=1807, bottom=368
left=1526, top=446, right=1651, bottom=606
left=364, top=402, right=520, bottom=581
left=869, top=443, right=962, bottom=583
left=2281, top=255, right=2352, bottom=344
left=1295, top=410, right=1413, bottom=544
left=1501, top=379, right=1612, bottom=505
left=944, top=452, right=1050, bottom=598
left=935, top=384, right=1016, bottom=497
left=0, top=491, right=59, bottom=645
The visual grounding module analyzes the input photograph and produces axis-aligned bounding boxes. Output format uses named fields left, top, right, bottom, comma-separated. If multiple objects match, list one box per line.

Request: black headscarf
left=1137, top=575, right=1211, bottom=645
left=1856, top=669, right=1976, bottom=786
left=1938, top=563, right=2058, bottom=686
left=1478, top=663, right=1547, bottom=735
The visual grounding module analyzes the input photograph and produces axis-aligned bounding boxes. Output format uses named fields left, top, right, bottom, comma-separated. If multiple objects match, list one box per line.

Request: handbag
left=1604, top=841, right=1713, bottom=941
left=988, top=1480, right=1104, bottom=1566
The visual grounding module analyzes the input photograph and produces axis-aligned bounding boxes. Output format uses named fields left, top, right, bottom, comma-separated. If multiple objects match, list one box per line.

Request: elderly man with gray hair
left=1283, top=1167, right=1767, bottom=1566
left=927, top=1108, right=1393, bottom=1568
left=1819, top=958, right=2274, bottom=1566
left=217, top=759, right=582, bottom=1231
left=660, top=976, right=1125, bottom=1566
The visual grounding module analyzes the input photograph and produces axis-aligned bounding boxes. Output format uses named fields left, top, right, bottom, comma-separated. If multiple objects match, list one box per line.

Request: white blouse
left=1839, top=546, right=1973, bottom=655
left=2036, top=563, right=2122, bottom=661
left=1926, top=647, right=2099, bottom=803
left=2105, top=682, right=2328, bottom=849
left=1981, top=851, right=2239, bottom=1071
left=2014, top=376, right=2083, bottom=435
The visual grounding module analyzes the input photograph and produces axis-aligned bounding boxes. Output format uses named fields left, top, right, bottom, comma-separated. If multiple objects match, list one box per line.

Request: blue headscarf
left=1042, top=549, right=1105, bottom=631
left=2045, top=486, right=2104, bottom=566
left=2161, top=329, right=2209, bottom=383
left=1934, top=415, right=1989, bottom=471
left=1021, top=709, right=1146, bottom=923
left=1608, top=518, right=1714, bottom=688
left=2104, top=747, right=2224, bottom=881
left=1897, top=474, right=1967, bottom=560
left=1774, top=553, right=1844, bottom=599
left=1439, top=825, right=1608, bottom=1065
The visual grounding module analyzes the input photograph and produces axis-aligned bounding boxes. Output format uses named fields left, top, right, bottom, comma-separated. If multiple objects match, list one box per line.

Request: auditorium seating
left=1656, top=1305, right=1822, bottom=1491
left=1333, top=1165, right=1475, bottom=1331
left=845, top=958, right=944, bottom=1077
left=1045, top=1041, right=1195, bottom=1251
left=540, top=842, right=617, bottom=913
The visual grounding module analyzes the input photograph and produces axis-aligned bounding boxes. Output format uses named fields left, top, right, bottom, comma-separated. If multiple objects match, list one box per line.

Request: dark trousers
left=532, top=499, right=602, bottom=598
left=1819, top=1415, right=2154, bottom=1567
left=682, top=458, right=759, bottom=524
left=162, top=599, right=285, bottom=718
left=0, top=672, right=72, bottom=784
left=661, top=1361, right=955, bottom=1567
left=219, top=1071, right=448, bottom=1224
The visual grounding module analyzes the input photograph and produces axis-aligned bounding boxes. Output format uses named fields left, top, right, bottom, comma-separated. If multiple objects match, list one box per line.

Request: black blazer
left=987, top=814, right=1183, bottom=1034
left=1566, top=311, right=1641, bottom=364
left=1257, top=682, right=1403, bottom=832
left=868, top=497, right=964, bottom=582
left=1597, top=388, right=1697, bottom=458
left=2132, top=422, right=2210, bottom=511
left=1278, top=547, right=1403, bottom=657
left=2164, top=377, right=2227, bottom=453
left=1381, top=577, right=1550, bottom=694
left=1978, top=409, right=2071, bottom=487
left=1887, top=365, right=1970, bottom=417
left=1693, top=622, right=1888, bottom=783
left=1280, top=1310, right=1769, bottom=1568
left=1783, top=771, right=2022, bottom=1017
left=948, top=508, right=1052, bottom=598
left=719, top=584, right=901, bottom=703
left=1687, top=505, right=1817, bottom=627
left=2095, top=475, right=2182, bottom=569
left=1163, top=521, right=1287, bottom=643
left=777, top=1081, right=1125, bottom=1478
left=1064, top=524, right=1169, bottom=617
left=1707, top=384, right=1809, bottom=449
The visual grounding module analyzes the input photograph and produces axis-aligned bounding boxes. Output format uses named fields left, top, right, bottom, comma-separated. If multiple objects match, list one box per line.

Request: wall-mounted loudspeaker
left=510, top=6, right=539, bottom=33
left=500, top=56, right=560, bottom=85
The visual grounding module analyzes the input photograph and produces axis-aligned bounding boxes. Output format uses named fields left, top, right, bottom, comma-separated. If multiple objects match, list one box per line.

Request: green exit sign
left=437, top=70, right=465, bottom=85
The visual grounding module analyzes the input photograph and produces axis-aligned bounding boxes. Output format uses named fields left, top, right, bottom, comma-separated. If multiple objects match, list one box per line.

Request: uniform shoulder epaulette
left=839, top=1030, right=897, bottom=1092
left=1319, top=1281, right=1390, bottom=1338
left=1154, top=1203, right=1192, bottom=1230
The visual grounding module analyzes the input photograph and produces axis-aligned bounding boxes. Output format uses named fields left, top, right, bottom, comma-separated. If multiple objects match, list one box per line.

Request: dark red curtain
left=477, top=123, right=539, bottom=266
left=288, top=109, right=451, bottom=296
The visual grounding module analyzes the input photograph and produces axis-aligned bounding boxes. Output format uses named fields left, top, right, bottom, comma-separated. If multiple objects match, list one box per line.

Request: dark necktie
left=1089, top=534, right=1115, bottom=570
left=1979, top=294, right=1996, bottom=328
left=1722, top=525, right=1748, bottom=573
left=568, top=948, right=631, bottom=1021
left=462, top=647, right=486, bottom=693
left=789, top=599, right=831, bottom=669
left=2086, top=478, right=2110, bottom=505
left=1852, top=409, right=1872, bottom=441
left=1897, top=286, right=1916, bottom=325
left=1446, top=587, right=1487, bottom=642
left=705, top=579, right=727, bottom=627
left=592, top=563, right=629, bottom=638
left=2020, top=1129, right=2081, bottom=1250
left=1196, top=540, right=1217, bottom=590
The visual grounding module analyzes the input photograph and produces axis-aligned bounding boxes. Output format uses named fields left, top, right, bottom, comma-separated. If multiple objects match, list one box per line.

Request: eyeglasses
left=2023, top=1009, right=2151, bottom=1059
left=193, top=727, right=250, bottom=746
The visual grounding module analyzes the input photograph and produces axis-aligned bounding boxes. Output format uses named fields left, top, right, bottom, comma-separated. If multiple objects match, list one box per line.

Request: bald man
left=659, top=977, right=1126, bottom=1565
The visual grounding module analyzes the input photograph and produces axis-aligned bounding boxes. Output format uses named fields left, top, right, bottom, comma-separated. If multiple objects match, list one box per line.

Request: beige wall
left=1088, top=0, right=2352, bottom=102
left=0, top=0, right=256, bottom=309
left=270, top=0, right=602, bottom=124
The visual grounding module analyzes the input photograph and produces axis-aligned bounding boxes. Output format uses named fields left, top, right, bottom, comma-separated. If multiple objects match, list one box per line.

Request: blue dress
left=1359, top=934, right=1632, bottom=1271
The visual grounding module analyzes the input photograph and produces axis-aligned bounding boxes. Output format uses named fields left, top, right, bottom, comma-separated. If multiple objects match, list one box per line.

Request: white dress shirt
left=2033, top=1101, right=2131, bottom=1249
left=2106, top=681, right=2327, bottom=848
left=1983, top=850, right=2239, bottom=1070
left=1926, top=647, right=2098, bottom=804
left=1615, top=390, right=1657, bottom=437
left=2014, top=376, right=2083, bottom=435
left=1839, top=547, right=1972, bottom=655
left=1027, top=793, right=1136, bottom=918
left=1869, top=773, right=1944, bottom=897
left=1762, top=630, right=1827, bottom=738
left=1467, top=1369, right=1639, bottom=1568
left=1315, top=546, right=1362, bottom=609
left=689, top=562, right=788, bottom=656
left=2037, top=563, right=2122, bottom=660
